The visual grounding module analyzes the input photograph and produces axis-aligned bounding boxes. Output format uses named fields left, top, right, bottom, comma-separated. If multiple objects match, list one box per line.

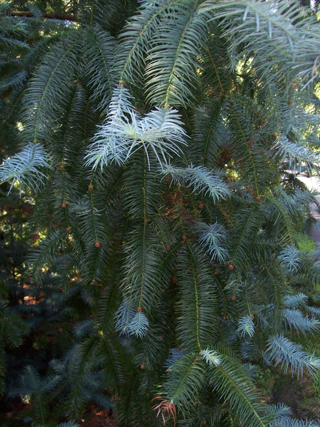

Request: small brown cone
left=95, top=241, right=101, bottom=248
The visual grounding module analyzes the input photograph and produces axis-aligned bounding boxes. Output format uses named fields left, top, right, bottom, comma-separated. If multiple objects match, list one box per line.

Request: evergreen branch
left=161, top=353, right=206, bottom=413
left=196, top=221, right=229, bottom=263
left=28, top=230, right=67, bottom=281
left=115, top=0, right=172, bottom=84
left=1, top=86, right=26, bottom=125
left=208, top=354, right=271, bottom=427
left=21, top=33, right=81, bottom=145
left=185, top=165, right=230, bottom=202
left=307, top=306, right=320, bottom=318
left=284, top=293, right=308, bottom=310
left=282, top=309, right=320, bottom=335
left=230, top=206, right=261, bottom=267
left=226, top=97, right=261, bottom=194
left=266, top=193, right=296, bottom=245
left=100, top=335, right=126, bottom=395
left=122, top=221, right=163, bottom=313
left=162, top=164, right=230, bottom=202
left=0, top=143, right=51, bottom=194
left=14, top=365, right=61, bottom=424
left=120, top=154, right=166, bottom=326
left=258, top=258, right=286, bottom=333
left=85, top=86, right=186, bottom=169
left=269, top=417, right=320, bottom=427
left=272, top=135, right=320, bottom=171
left=145, top=0, right=211, bottom=107
left=177, top=245, right=217, bottom=352
left=0, top=69, right=28, bottom=93
left=267, top=402, right=292, bottom=421
left=96, top=282, right=121, bottom=334
left=266, top=335, right=320, bottom=377
left=127, top=311, right=149, bottom=338
left=84, top=26, right=116, bottom=112
left=66, top=337, right=106, bottom=418
left=193, top=99, right=225, bottom=166
left=200, top=348, right=221, bottom=367
left=202, top=0, right=320, bottom=88
left=114, top=298, right=137, bottom=336
left=278, top=246, right=302, bottom=273
left=204, top=0, right=312, bottom=43
left=237, top=315, right=255, bottom=338
left=0, top=301, right=28, bottom=348
left=72, top=319, right=94, bottom=339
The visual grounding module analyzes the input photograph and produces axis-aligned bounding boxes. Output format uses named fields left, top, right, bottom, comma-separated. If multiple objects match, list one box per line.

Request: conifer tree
left=2, top=0, right=320, bottom=426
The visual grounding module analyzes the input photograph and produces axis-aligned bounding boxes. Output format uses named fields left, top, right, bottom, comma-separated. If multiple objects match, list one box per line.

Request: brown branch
left=4, top=11, right=78, bottom=22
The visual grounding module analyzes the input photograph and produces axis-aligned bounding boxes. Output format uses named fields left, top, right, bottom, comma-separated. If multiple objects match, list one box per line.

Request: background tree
left=2, top=0, right=320, bottom=426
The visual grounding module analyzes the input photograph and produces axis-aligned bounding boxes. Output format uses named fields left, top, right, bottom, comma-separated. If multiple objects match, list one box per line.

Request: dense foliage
left=2, top=0, right=320, bottom=426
